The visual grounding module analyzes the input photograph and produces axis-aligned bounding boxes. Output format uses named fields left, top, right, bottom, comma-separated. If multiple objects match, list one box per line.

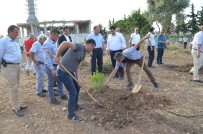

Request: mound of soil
left=164, top=63, right=193, bottom=72
left=81, top=88, right=172, bottom=129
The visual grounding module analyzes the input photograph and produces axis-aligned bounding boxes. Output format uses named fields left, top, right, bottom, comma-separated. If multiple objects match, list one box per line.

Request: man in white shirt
left=146, top=27, right=156, bottom=68
left=190, top=25, right=203, bottom=83
left=107, top=26, right=126, bottom=80
left=129, top=27, right=141, bottom=51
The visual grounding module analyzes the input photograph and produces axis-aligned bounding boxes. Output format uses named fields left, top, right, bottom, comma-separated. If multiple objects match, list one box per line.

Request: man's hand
left=54, top=57, right=60, bottom=64
left=150, top=46, right=153, bottom=51
left=34, top=61, right=40, bottom=66
left=145, top=33, right=150, bottom=39
left=103, top=80, right=109, bottom=88
left=51, top=70, right=56, bottom=77
left=77, top=79, right=83, bottom=88
left=197, top=52, right=200, bottom=58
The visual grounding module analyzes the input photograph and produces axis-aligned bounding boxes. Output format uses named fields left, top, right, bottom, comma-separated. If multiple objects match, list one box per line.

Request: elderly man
left=30, top=34, right=47, bottom=97
left=191, top=25, right=203, bottom=83
left=43, top=29, right=67, bottom=104
left=129, top=27, right=141, bottom=51
left=104, top=33, right=159, bottom=89
left=87, top=25, right=105, bottom=74
left=107, top=26, right=126, bottom=80
left=56, top=39, right=96, bottom=121
left=0, top=25, right=27, bottom=117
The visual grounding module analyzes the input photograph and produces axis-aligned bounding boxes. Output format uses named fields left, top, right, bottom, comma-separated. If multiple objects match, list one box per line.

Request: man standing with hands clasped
left=103, top=33, right=159, bottom=89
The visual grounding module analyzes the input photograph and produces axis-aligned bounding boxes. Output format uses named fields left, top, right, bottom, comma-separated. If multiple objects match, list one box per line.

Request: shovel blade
left=132, top=84, right=142, bottom=93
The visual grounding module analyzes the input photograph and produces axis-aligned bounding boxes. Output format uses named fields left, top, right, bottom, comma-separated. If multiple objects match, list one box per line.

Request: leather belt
left=53, top=64, right=58, bottom=66
left=94, top=47, right=102, bottom=50
left=6, top=63, right=20, bottom=64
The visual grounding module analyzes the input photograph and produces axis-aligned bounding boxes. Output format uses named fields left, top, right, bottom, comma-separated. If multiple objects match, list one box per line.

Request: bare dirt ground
left=1, top=44, right=203, bottom=134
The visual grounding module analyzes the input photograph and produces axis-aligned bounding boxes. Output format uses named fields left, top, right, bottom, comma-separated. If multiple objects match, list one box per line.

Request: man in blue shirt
left=30, top=34, right=47, bottom=97
left=43, top=29, right=67, bottom=104
left=0, top=25, right=27, bottom=117
left=87, top=25, right=105, bottom=74
left=104, top=33, right=159, bottom=89
left=156, top=30, right=166, bottom=65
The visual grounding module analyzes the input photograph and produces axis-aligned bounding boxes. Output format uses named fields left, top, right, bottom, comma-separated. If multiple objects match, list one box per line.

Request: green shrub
left=91, top=72, right=105, bottom=93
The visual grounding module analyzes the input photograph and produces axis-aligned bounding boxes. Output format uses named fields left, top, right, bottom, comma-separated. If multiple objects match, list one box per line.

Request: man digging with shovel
left=53, top=39, right=96, bottom=121
left=103, top=33, right=159, bottom=90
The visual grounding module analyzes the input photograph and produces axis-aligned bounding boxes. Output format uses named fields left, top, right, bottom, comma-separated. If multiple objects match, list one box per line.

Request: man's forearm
left=56, top=41, right=75, bottom=58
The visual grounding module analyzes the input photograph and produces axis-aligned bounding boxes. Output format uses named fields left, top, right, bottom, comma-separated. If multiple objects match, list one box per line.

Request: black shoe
left=14, top=109, right=25, bottom=117
left=42, top=89, right=48, bottom=93
left=50, top=99, right=60, bottom=105
left=60, top=95, right=68, bottom=100
left=13, top=105, right=28, bottom=111
left=153, top=82, right=159, bottom=88
left=127, top=82, right=133, bottom=90
left=20, top=105, right=28, bottom=110
left=74, top=105, right=84, bottom=111
left=68, top=114, right=83, bottom=121
left=193, top=80, right=203, bottom=83
left=37, top=93, right=46, bottom=97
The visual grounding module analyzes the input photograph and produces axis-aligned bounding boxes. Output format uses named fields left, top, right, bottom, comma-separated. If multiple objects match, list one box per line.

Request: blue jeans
left=57, top=68, right=80, bottom=116
left=110, top=49, right=124, bottom=77
left=91, top=48, right=103, bottom=74
left=33, top=63, right=45, bottom=94
left=157, top=48, right=164, bottom=64
left=45, top=65, right=64, bottom=100
left=147, top=46, right=155, bottom=67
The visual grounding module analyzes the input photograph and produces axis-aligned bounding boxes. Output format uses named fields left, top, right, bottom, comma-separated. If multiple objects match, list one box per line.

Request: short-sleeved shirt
left=157, top=34, right=166, bottom=48
left=130, top=33, right=140, bottom=44
left=87, top=33, right=104, bottom=48
left=107, top=32, right=126, bottom=51
left=30, top=40, right=44, bottom=63
left=192, top=31, right=203, bottom=52
left=61, top=43, right=86, bottom=73
left=146, top=33, right=156, bottom=46
left=115, top=46, right=142, bottom=69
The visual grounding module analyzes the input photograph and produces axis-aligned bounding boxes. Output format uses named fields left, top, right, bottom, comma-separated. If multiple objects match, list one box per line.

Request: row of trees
left=175, top=5, right=203, bottom=36
left=99, top=0, right=202, bottom=40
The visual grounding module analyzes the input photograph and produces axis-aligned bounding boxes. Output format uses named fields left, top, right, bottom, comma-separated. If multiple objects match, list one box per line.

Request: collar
left=5, top=35, right=14, bottom=42
left=47, top=37, right=55, bottom=44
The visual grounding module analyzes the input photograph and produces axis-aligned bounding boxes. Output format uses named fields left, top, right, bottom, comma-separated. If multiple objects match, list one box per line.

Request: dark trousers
left=110, top=49, right=124, bottom=77
left=57, top=68, right=80, bottom=117
left=91, top=48, right=103, bottom=74
left=147, top=46, right=155, bottom=67
left=157, top=48, right=164, bottom=64
left=184, top=42, right=187, bottom=49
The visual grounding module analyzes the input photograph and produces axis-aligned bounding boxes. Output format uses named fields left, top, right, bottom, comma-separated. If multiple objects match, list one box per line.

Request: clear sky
left=0, top=0, right=202, bottom=36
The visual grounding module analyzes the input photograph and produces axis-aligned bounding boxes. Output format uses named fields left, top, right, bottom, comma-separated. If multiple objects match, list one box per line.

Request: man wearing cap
left=30, top=34, right=47, bottom=97
left=0, top=25, right=27, bottom=117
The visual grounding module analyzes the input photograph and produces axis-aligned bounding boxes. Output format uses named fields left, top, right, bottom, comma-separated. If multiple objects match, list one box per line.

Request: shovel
left=132, top=46, right=147, bottom=93
left=47, top=51, right=104, bottom=108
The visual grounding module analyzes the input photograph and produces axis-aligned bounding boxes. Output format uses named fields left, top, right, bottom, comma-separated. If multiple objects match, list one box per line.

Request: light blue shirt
left=87, top=33, right=104, bottom=48
left=30, top=40, right=44, bottom=63
left=107, top=32, right=126, bottom=51
left=146, top=33, right=156, bottom=46
left=192, top=31, right=203, bottom=51
left=43, top=38, right=58, bottom=70
left=115, top=46, right=142, bottom=69
left=0, top=36, right=22, bottom=64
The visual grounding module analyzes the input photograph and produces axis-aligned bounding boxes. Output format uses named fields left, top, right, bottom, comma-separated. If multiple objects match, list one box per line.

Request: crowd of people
left=0, top=24, right=203, bottom=121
